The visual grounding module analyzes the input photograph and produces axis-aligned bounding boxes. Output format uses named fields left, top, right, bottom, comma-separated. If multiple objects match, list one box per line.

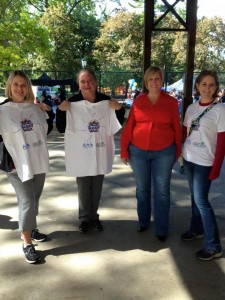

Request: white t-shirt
left=0, top=102, right=49, bottom=182
left=183, top=101, right=225, bottom=166
left=65, top=100, right=121, bottom=177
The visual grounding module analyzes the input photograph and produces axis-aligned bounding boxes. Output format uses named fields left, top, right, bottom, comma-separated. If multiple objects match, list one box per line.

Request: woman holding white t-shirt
left=0, top=70, right=52, bottom=264
left=56, top=68, right=125, bottom=234
left=181, top=70, right=225, bottom=261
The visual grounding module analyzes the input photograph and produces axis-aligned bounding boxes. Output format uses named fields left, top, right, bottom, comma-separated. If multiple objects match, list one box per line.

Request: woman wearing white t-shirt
left=181, top=70, right=225, bottom=261
left=0, top=70, right=52, bottom=264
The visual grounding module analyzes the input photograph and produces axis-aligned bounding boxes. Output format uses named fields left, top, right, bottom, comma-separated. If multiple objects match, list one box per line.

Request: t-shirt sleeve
left=209, top=131, right=225, bottom=180
left=217, top=104, right=225, bottom=132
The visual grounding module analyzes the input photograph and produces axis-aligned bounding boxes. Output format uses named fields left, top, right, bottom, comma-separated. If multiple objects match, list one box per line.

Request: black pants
left=76, top=175, right=104, bottom=222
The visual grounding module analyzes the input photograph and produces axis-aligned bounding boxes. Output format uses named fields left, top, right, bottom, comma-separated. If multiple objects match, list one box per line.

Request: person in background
left=41, top=94, right=55, bottom=132
left=181, top=70, right=225, bottom=261
left=219, top=88, right=225, bottom=103
left=40, top=90, right=47, bottom=102
left=133, top=88, right=141, bottom=100
left=42, top=94, right=53, bottom=107
left=0, top=70, right=53, bottom=264
left=56, top=68, right=125, bottom=234
left=120, top=66, right=182, bottom=242
left=57, top=87, right=66, bottom=103
left=169, top=88, right=177, bottom=98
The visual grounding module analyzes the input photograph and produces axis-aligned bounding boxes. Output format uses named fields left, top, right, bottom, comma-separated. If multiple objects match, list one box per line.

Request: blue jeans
left=129, top=143, right=176, bottom=236
left=183, top=159, right=221, bottom=251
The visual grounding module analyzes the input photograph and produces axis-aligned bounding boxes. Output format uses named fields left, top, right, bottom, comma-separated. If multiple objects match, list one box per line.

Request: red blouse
left=120, top=92, right=182, bottom=159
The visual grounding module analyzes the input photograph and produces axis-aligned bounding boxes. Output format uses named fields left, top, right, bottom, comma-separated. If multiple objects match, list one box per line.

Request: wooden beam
left=143, top=0, right=198, bottom=108
left=182, top=0, right=198, bottom=121
left=155, top=0, right=186, bottom=28
left=143, top=0, right=154, bottom=73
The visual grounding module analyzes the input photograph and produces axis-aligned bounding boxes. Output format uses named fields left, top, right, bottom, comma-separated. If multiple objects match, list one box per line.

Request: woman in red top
left=121, top=66, right=182, bottom=241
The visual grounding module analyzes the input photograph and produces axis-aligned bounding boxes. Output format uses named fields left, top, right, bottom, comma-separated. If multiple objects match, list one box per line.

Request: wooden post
left=182, top=0, right=198, bottom=121
left=143, top=0, right=154, bottom=91
left=143, top=0, right=198, bottom=114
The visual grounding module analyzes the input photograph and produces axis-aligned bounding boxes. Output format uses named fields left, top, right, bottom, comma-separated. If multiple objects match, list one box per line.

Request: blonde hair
left=144, top=66, right=164, bottom=86
left=5, top=70, right=35, bottom=103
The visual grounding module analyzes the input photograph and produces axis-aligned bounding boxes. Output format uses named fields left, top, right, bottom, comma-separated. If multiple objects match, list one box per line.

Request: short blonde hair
left=144, top=66, right=164, bottom=85
left=5, top=70, right=35, bottom=103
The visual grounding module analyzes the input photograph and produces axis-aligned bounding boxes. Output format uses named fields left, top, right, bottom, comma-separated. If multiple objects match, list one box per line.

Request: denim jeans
left=183, top=159, right=221, bottom=252
left=129, top=143, right=176, bottom=236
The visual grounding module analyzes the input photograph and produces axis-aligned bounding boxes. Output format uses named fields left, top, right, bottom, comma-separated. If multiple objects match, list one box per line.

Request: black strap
left=188, top=100, right=218, bottom=136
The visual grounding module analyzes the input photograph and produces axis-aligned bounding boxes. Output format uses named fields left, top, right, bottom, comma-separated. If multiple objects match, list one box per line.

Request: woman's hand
left=109, top=99, right=122, bottom=110
left=58, top=100, right=70, bottom=111
left=38, top=103, right=51, bottom=111
left=121, top=158, right=129, bottom=165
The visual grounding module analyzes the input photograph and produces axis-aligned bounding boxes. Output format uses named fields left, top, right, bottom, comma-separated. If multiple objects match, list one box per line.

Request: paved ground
left=0, top=127, right=225, bottom=300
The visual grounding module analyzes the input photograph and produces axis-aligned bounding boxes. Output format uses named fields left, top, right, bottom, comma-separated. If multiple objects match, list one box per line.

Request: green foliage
left=0, top=0, right=225, bottom=92
left=0, top=0, right=50, bottom=72
left=39, top=1, right=100, bottom=73
left=173, top=17, right=225, bottom=72
left=93, top=11, right=143, bottom=71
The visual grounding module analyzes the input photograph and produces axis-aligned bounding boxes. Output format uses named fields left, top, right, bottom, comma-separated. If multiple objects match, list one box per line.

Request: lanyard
left=188, top=100, right=218, bottom=136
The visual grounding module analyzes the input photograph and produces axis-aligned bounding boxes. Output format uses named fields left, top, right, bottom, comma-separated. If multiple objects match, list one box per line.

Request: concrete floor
left=0, top=127, right=225, bottom=300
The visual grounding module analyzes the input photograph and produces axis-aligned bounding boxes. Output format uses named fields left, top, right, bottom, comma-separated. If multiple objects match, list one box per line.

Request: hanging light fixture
left=81, top=58, right=87, bottom=68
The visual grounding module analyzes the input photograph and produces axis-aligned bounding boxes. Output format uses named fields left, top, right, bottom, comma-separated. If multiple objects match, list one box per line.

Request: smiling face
left=78, top=71, right=98, bottom=101
left=10, top=75, right=28, bottom=103
left=145, top=71, right=163, bottom=94
left=196, top=75, right=218, bottom=102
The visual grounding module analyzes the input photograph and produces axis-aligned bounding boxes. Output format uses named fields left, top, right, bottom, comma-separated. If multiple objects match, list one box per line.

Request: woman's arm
left=209, top=131, right=225, bottom=180
left=109, top=99, right=125, bottom=125
left=56, top=109, right=66, bottom=133
left=55, top=100, right=70, bottom=133
left=120, top=107, right=135, bottom=160
left=115, top=107, right=125, bottom=125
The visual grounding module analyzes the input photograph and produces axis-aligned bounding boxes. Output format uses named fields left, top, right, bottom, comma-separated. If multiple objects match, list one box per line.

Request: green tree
left=93, top=11, right=144, bottom=71
left=26, top=0, right=89, bottom=13
left=93, top=10, right=180, bottom=73
left=173, top=17, right=225, bottom=72
left=0, top=0, right=50, bottom=72
left=39, top=1, right=100, bottom=74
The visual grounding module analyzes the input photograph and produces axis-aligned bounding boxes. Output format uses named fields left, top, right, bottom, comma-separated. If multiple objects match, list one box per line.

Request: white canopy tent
left=165, top=74, right=198, bottom=93
left=166, top=77, right=184, bottom=92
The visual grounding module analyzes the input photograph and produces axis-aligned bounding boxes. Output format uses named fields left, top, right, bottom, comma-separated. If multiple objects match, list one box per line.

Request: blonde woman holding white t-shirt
left=0, top=70, right=52, bottom=264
